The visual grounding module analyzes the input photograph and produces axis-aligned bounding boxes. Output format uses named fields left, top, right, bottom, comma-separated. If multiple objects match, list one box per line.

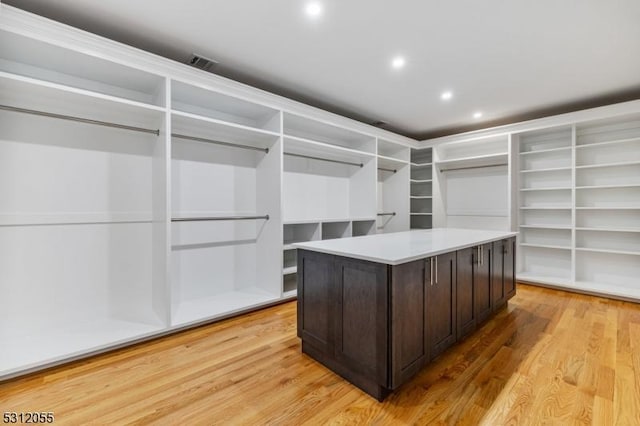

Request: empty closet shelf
left=171, top=215, right=270, bottom=222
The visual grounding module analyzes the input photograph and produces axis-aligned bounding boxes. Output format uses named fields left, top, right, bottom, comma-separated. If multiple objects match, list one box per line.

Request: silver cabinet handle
left=430, top=258, right=434, bottom=286
left=435, top=256, right=438, bottom=284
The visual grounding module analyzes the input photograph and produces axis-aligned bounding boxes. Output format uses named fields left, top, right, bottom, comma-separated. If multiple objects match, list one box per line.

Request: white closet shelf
left=410, top=196, right=432, bottom=199
left=519, top=207, right=572, bottom=210
left=576, top=136, right=640, bottom=149
left=410, top=179, right=432, bottom=183
left=520, top=166, right=571, bottom=173
left=520, top=243, right=571, bottom=250
left=519, top=146, right=572, bottom=155
left=378, top=155, right=408, bottom=171
left=283, top=112, right=375, bottom=152
left=576, top=160, right=640, bottom=169
left=576, top=247, right=640, bottom=256
left=520, top=187, right=572, bottom=192
left=283, top=266, right=297, bottom=275
left=283, top=244, right=297, bottom=251
left=576, top=227, right=640, bottom=233
left=576, top=184, right=640, bottom=190
left=410, top=162, right=433, bottom=167
left=435, top=152, right=508, bottom=171
left=0, top=319, right=164, bottom=379
left=283, top=217, right=375, bottom=225
left=171, top=110, right=279, bottom=151
left=283, top=289, right=298, bottom=298
left=171, top=289, right=280, bottom=327
left=576, top=206, right=640, bottom=210
left=519, top=225, right=572, bottom=230
left=284, top=135, right=374, bottom=165
left=517, top=273, right=573, bottom=288
left=0, top=71, right=165, bottom=130
left=572, top=281, right=640, bottom=301
left=410, top=213, right=432, bottom=216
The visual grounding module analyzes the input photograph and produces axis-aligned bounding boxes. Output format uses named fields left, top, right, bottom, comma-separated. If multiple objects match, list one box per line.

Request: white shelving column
left=573, top=113, right=640, bottom=299
left=377, top=138, right=410, bottom=233
left=169, top=81, right=282, bottom=327
left=410, top=148, right=433, bottom=229
left=515, top=127, right=573, bottom=285
left=0, top=30, right=170, bottom=377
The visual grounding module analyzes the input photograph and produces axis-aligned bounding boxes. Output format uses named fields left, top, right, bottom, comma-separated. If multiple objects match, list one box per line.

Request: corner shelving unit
left=409, top=148, right=433, bottom=229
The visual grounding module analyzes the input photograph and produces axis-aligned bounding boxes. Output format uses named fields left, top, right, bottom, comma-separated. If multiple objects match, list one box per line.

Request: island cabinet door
left=491, top=239, right=506, bottom=311
left=475, top=243, right=492, bottom=324
left=456, top=247, right=477, bottom=340
left=427, top=251, right=457, bottom=360
left=390, top=259, right=428, bottom=389
left=334, top=256, right=389, bottom=387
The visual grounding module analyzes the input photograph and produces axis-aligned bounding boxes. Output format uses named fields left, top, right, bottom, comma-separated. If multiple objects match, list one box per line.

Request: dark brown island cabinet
left=296, top=230, right=516, bottom=401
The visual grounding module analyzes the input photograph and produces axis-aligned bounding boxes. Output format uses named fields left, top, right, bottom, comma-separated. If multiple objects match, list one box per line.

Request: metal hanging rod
left=440, top=163, right=507, bottom=172
left=378, top=167, right=397, bottom=173
left=172, top=215, right=270, bottom=222
left=172, top=133, right=269, bottom=153
left=377, top=212, right=396, bottom=216
left=0, top=104, right=160, bottom=136
left=284, top=152, right=363, bottom=168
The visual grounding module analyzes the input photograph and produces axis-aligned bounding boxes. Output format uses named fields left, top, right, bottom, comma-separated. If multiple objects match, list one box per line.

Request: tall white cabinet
left=0, top=5, right=416, bottom=379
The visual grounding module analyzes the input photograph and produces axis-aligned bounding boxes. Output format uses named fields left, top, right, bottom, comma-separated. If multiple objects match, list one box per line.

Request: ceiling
left=7, top=0, right=640, bottom=140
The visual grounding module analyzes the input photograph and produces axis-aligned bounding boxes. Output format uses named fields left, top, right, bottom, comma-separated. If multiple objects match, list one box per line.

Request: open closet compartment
left=170, top=81, right=282, bottom=327
left=0, top=32, right=169, bottom=377
left=433, top=136, right=510, bottom=230
left=377, top=139, right=410, bottom=233
left=409, top=148, right=433, bottom=229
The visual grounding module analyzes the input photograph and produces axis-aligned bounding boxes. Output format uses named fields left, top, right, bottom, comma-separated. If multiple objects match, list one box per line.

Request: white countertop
left=293, top=228, right=517, bottom=265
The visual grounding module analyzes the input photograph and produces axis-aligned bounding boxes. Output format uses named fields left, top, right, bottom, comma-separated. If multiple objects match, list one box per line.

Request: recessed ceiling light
left=473, top=112, right=483, bottom=119
left=305, top=2, right=323, bottom=18
left=391, top=56, right=406, bottom=69
left=441, top=91, right=453, bottom=101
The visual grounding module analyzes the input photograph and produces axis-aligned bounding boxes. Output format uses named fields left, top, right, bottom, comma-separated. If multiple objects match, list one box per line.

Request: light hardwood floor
left=1, top=283, right=639, bottom=425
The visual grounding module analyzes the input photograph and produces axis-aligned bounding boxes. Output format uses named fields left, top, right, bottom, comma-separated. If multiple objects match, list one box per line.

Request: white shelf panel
left=410, top=162, right=433, bottom=167
left=576, top=160, right=640, bottom=170
left=576, top=247, right=640, bottom=256
left=283, top=112, right=375, bottom=153
left=0, top=71, right=165, bottom=130
left=283, top=217, right=375, bottom=225
left=520, top=166, right=572, bottom=173
left=576, top=207, right=640, bottom=210
left=378, top=155, right=408, bottom=171
left=520, top=243, right=571, bottom=250
left=576, top=184, right=640, bottom=190
left=519, top=146, right=572, bottom=155
left=410, top=196, right=432, bottom=199
left=0, top=319, right=164, bottom=379
left=282, top=290, right=297, bottom=298
left=284, top=135, right=375, bottom=165
left=436, top=153, right=508, bottom=171
left=283, top=266, right=297, bottom=275
left=519, top=225, right=572, bottom=230
left=171, top=288, right=279, bottom=327
left=410, top=179, right=432, bottom=183
left=519, top=187, right=572, bottom=192
left=517, top=273, right=573, bottom=288
left=576, top=227, right=640, bottom=233
left=172, top=110, right=279, bottom=151
left=283, top=244, right=296, bottom=251
left=520, top=207, right=572, bottom=210
left=573, top=281, right=640, bottom=301
left=410, top=213, right=433, bottom=216
left=378, top=139, right=409, bottom=162
left=576, top=136, right=640, bottom=149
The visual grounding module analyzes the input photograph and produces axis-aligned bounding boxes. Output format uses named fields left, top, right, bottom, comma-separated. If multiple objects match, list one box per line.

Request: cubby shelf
left=520, top=187, right=572, bottom=192
left=283, top=266, right=297, bottom=275
left=576, top=206, right=640, bottom=210
left=520, top=243, right=572, bottom=250
left=576, top=184, right=640, bottom=190
left=410, top=196, right=432, bottom=199
left=575, top=136, right=640, bottom=149
left=410, top=179, right=432, bottom=183
left=519, top=225, right=573, bottom=230
left=520, top=207, right=572, bottom=210
left=410, top=213, right=432, bottom=216
left=576, top=160, right=640, bottom=169
left=410, top=162, right=432, bottom=167
left=436, top=152, right=508, bottom=171
left=519, top=146, right=572, bottom=155
left=517, top=273, right=573, bottom=287
left=576, top=247, right=640, bottom=256
left=520, top=166, right=572, bottom=173
left=576, top=227, right=640, bottom=233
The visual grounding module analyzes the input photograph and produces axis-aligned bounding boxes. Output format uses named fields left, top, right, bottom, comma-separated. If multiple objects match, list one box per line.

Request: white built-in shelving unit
left=409, top=148, right=433, bottom=229
left=432, top=135, right=511, bottom=231
left=0, top=5, right=416, bottom=380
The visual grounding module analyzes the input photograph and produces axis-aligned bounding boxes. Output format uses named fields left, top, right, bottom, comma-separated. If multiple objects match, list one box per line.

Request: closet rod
left=284, top=152, right=363, bottom=168
left=172, top=215, right=270, bottom=222
left=172, top=133, right=269, bottom=153
left=378, top=167, right=397, bottom=173
left=0, top=104, right=160, bottom=136
left=440, top=163, right=507, bottom=172
left=377, top=212, right=396, bottom=216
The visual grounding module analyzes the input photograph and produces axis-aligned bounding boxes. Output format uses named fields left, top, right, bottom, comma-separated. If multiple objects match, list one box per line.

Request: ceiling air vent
left=187, top=54, right=219, bottom=72
left=372, top=120, right=388, bottom=127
